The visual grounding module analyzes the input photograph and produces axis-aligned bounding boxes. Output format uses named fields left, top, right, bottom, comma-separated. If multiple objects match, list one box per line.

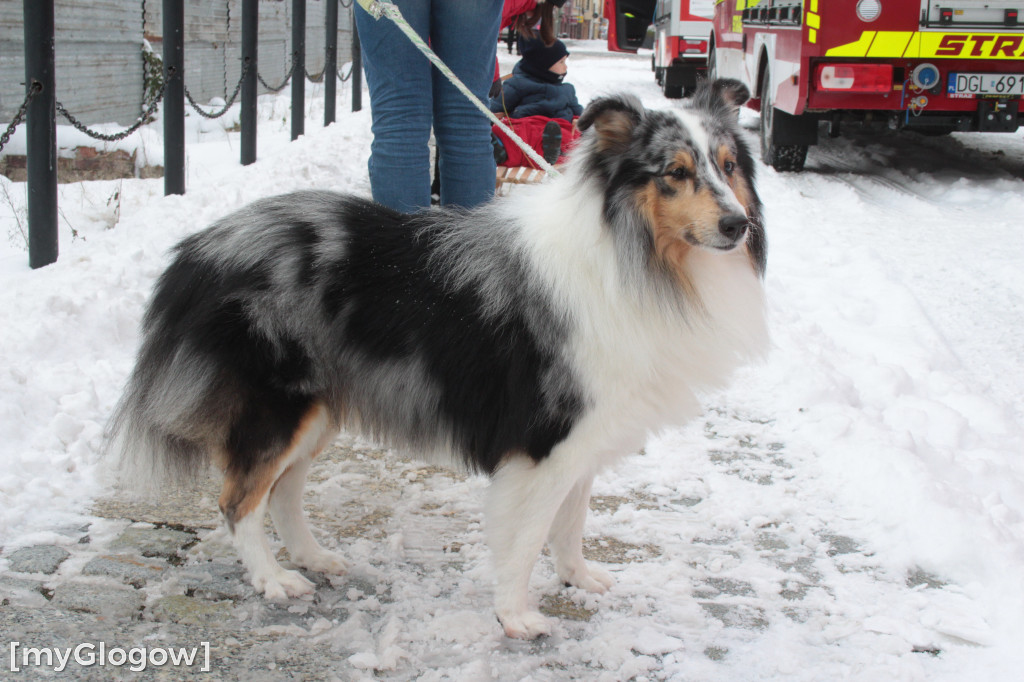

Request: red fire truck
left=605, top=1, right=715, bottom=98
left=707, top=0, right=1024, bottom=170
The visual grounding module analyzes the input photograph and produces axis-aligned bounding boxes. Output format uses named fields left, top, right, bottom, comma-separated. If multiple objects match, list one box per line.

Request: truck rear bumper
left=812, top=99, right=1020, bottom=135
left=664, top=59, right=708, bottom=90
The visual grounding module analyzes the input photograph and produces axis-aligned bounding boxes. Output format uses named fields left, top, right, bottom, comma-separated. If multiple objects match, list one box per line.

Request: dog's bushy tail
left=106, top=335, right=221, bottom=494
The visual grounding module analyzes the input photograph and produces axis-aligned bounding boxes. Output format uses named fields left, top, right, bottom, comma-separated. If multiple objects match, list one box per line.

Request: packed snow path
left=1, top=41, right=1022, bottom=680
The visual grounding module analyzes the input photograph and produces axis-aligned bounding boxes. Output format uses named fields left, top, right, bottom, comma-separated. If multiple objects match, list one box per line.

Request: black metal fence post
left=291, top=0, right=305, bottom=140
left=324, top=0, right=338, bottom=126
left=23, top=0, right=58, bottom=269
left=163, top=0, right=185, bottom=195
left=241, top=0, right=258, bottom=165
left=352, top=15, right=362, bottom=113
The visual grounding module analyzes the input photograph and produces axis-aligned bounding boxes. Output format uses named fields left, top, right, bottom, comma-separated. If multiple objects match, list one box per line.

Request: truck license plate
left=948, top=73, right=1024, bottom=97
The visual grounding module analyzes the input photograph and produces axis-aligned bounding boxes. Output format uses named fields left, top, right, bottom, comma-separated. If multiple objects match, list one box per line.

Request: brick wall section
left=0, top=147, right=162, bottom=183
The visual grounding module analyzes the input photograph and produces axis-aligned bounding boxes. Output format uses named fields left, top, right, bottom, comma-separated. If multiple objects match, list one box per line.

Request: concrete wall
left=1, top=0, right=354, bottom=127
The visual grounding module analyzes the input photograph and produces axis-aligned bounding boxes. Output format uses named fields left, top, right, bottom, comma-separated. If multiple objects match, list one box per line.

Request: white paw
left=252, top=568, right=315, bottom=601
left=559, top=562, right=614, bottom=594
left=498, top=609, right=552, bottom=640
left=291, top=548, right=349, bottom=575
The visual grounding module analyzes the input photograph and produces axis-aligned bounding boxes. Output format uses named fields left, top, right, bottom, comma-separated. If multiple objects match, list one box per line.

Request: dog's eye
left=665, top=167, right=690, bottom=181
left=723, top=160, right=736, bottom=175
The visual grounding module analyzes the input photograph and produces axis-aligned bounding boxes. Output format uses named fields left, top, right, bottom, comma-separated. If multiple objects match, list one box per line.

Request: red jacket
left=495, top=0, right=539, bottom=81
left=502, top=0, right=538, bottom=29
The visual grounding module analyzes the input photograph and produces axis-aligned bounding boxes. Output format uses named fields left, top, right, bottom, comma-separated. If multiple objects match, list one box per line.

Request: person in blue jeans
left=354, top=0, right=503, bottom=213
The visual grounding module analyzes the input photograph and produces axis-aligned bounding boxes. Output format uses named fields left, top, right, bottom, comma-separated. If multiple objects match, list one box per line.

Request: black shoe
left=541, top=121, right=562, bottom=165
left=430, top=153, right=441, bottom=201
left=491, top=132, right=508, bottom=165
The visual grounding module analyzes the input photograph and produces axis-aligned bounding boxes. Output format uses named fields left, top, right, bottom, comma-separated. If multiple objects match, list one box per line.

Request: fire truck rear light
left=816, top=64, right=894, bottom=93
left=1006, top=9, right=1019, bottom=26
left=939, top=7, right=953, bottom=24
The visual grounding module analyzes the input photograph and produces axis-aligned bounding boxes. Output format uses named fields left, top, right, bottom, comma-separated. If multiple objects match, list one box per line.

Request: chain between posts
left=49, top=59, right=253, bottom=142
left=259, top=60, right=296, bottom=92
left=259, top=58, right=346, bottom=90
left=0, top=82, right=43, bottom=155
left=55, top=75, right=170, bottom=143
left=184, top=59, right=251, bottom=119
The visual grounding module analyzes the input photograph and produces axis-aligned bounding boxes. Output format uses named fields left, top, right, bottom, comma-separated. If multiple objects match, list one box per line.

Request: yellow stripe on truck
left=867, top=31, right=912, bottom=58
left=824, top=31, right=876, bottom=57
left=903, top=32, right=923, bottom=58
left=826, top=31, right=1024, bottom=59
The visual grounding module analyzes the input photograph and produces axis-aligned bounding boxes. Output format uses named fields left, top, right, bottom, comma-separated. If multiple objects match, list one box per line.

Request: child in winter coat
left=488, top=38, right=583, bottom=167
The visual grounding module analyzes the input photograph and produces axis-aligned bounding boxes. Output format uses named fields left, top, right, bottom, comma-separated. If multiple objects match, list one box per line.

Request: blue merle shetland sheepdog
left=109, top=79, right=768, bottom=639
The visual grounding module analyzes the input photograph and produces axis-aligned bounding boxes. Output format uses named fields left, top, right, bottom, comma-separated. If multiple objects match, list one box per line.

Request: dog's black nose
left=718, top=214, right=748, bottom=241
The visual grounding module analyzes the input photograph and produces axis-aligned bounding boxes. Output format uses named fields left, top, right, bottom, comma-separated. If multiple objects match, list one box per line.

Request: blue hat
left=519, top=38, right=569, bottom=73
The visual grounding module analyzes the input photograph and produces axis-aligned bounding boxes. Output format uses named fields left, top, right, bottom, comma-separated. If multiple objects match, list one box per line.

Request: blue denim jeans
left=355, top=0, right=503, bottom=212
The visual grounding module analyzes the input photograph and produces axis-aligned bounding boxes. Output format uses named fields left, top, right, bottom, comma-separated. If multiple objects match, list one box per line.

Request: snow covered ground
left=2, top=40, right=1023, bottom=680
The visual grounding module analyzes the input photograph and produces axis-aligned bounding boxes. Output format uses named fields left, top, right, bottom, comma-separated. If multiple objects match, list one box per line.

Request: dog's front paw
left=253, top=568, right=315, bottom=601
left=291, top=548, right=349, bottom=575
left=498, top=609, right=552, bottom=640
left=559, top=562, right=614, bottom=594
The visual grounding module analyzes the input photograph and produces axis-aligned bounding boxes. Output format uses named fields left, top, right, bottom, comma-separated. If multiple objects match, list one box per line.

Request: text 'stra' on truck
left=606, top=1, right=715, bottom=98
left=709, top=0, right=1024, bottom=171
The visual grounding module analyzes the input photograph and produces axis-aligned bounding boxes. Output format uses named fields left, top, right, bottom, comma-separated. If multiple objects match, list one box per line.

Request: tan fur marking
left=731, top=175, right=755, bottom=217
left=715, top=145, right=732, bottom=172
left=672, top=151, right=697, bottom=175
left=592, top=110, right=638, bottom=154
left=219, top=462, right=279, bottom=529
left=715, top=145, right=760, bottom=273
left=717, top=144, right=754, bottom=216
left=218, top=403, right=328, bottom=527
left=636, top=179, right=718, bottom=298
left=643, top=179, right=721, bottom=255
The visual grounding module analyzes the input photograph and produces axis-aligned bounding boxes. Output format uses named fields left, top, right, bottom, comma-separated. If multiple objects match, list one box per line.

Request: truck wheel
left=662, top=78, right=683, bottom=99
left=759, top=68, right=808, bottom=172
left=708, top=44, right=718, bottom=82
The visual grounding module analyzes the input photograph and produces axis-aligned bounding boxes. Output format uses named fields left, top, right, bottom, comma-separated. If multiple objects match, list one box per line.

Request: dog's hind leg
left=548, top=473, right=614, bottom=594
left=219, top=401, right=332, bottom=601
left=226, top=489, right=314, bottom=601
left=486, top=453, right=580, bottom=639
left=268, top=421, right=348, bottom=576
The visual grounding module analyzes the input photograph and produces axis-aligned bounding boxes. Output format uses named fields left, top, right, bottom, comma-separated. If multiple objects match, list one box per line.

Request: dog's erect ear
left=577, top=94, right=645, bottom=153
left=692, top=78, right=750, bottom=116
left=712, top=78, right=751, bottom=108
